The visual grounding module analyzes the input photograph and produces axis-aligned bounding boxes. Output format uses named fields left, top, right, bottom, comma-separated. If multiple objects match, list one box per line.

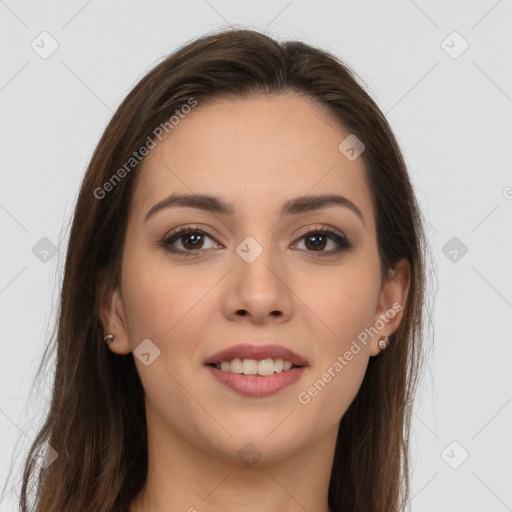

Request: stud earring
left=378, top=335, right=390, bottom=350
left=104, top=334, right=115, bottom=344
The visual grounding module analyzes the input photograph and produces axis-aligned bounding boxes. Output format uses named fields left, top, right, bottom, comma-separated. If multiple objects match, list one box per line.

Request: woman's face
left=102, top=93, right=408, bottom=463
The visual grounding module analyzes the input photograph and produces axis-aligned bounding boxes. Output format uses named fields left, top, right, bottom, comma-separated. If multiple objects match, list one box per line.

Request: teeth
left=230, top=358, right=243, bottom=374
left=257, top=358, right=274, bottom=376
left=215, top=357, right=297, bottom=376
left=242, top=359, right=257, bottom=375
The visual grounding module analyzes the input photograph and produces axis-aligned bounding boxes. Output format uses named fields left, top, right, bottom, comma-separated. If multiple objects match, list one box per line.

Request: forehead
left=131, top=93, right=375, bottom=228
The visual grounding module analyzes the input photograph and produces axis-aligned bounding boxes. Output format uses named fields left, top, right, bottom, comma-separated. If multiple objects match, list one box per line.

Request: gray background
left=1, top=1, right=511, bottom=511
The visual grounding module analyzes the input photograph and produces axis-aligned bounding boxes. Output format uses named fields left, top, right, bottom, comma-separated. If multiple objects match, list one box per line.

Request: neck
left=130, top=403, right=337, bottom=512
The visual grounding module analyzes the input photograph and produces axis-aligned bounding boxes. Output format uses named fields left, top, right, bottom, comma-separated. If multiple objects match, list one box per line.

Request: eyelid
left=293, top=224, right=347, bottom=242
left=163, top=224, right=217, bottom=240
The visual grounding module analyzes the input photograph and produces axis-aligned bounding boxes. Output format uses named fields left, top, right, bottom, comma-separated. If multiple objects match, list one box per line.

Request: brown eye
left=293, top=228, right=352, bottom=255
left=303, top=233, right=328, bottom=251
left=180, top=232, right=205, bottom=250
left=160, top=227, right=220, bottom=255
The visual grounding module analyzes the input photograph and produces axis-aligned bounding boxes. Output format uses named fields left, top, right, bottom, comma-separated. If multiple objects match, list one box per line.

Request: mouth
left=204, top=343, right=308, bottom=397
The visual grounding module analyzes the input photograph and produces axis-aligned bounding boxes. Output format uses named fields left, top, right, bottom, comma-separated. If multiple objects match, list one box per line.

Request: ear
left=369, top=258, right=410, bottom=356
left=97, top=269, right=131, bottom=355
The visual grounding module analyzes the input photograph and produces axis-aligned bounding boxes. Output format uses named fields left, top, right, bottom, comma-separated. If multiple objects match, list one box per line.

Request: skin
left=99, top=93, right=410, bottom=512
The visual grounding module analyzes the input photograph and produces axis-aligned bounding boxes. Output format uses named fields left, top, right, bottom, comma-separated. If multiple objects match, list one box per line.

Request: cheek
left=300, top=354, right=369, bottom=429
left=118, top=254, right=207, bottom=424
left=120, top=262, right=172, bottom=342
left=293, top=261, right=379, bottom=414
left=297, top=300, right=373, bottom=424
left=120, top=240, right=188, bottom=329
left=299, top=260, right=381, bottom=350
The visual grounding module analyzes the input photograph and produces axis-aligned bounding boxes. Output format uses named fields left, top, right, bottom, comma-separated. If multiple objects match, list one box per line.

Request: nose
left=222, top=239, right=294, bottom=325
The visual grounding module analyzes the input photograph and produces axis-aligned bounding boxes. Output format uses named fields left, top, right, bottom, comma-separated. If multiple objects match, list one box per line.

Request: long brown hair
left=15, top=28, right=431, bottom=512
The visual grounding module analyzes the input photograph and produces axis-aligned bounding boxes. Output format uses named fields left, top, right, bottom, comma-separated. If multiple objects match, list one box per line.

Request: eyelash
left=159, top=224, right=353, bottom=257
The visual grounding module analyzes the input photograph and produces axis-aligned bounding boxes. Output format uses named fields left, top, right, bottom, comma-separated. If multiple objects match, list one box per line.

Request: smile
left=204, top=343, right=308, bottom=397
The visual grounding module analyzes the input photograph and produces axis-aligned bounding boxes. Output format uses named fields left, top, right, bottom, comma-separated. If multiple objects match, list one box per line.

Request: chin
left=203, top=417, right=307, bottom=461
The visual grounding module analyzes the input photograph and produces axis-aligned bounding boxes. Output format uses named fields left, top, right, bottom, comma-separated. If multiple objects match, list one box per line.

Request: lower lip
left=205, top=365, right=307, bottom=397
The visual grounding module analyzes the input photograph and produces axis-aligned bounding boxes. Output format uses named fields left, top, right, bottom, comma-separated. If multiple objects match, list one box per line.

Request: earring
left=104, top=334, right=115, bottom=344
left=378, top=335, right=390, bottom=350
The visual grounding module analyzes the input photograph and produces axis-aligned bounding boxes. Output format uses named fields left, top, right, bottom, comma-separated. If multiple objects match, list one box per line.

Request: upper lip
left=204, top=343, right=309, bottom=367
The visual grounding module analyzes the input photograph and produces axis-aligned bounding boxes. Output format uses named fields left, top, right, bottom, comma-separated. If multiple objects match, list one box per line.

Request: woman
left=18, top=28, right=430, bottom=511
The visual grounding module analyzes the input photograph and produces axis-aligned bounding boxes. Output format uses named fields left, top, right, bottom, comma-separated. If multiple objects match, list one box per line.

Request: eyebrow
left=144, top=193, right=365, bottom=226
